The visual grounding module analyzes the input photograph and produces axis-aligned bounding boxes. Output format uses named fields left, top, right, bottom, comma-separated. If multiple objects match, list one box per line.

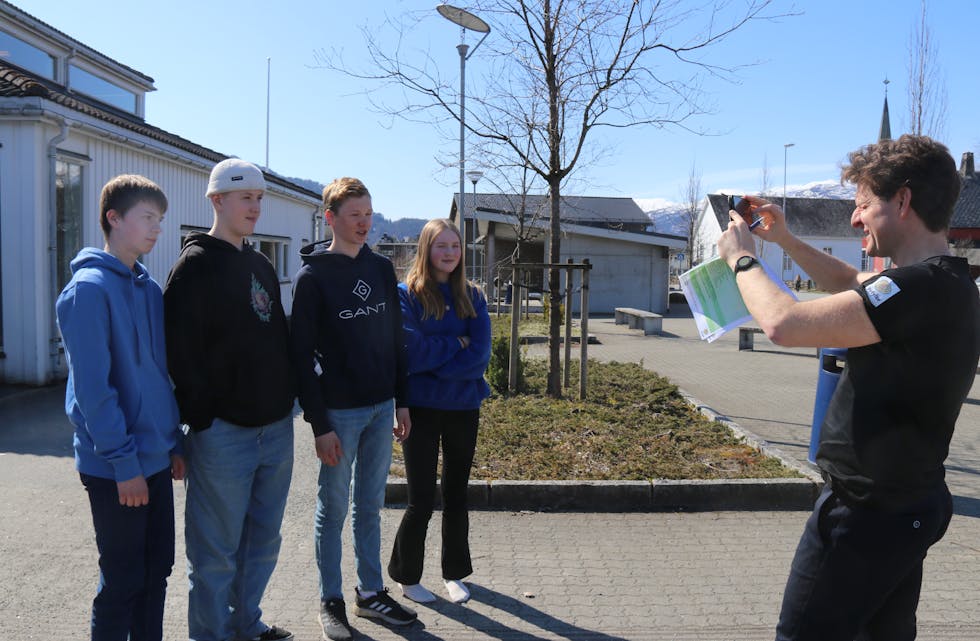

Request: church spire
left=878, top=78, right=892, bottom=142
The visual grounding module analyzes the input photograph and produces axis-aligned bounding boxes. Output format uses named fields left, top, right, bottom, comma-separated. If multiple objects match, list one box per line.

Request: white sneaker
left=444, top=579, right=470, bottom=603
left=399, top=582, right=436, bottom=603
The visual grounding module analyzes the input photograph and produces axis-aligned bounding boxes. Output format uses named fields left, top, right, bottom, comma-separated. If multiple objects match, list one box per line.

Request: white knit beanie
left=206, top=158, right=266, bottom=196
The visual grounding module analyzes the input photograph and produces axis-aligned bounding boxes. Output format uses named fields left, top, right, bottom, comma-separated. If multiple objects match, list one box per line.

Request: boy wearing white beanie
left=164, top=158, right=296, bottom=641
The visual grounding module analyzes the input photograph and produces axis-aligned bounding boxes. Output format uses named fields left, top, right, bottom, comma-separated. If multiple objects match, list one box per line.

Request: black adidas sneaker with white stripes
left=354, top=587, right=417, bottom=626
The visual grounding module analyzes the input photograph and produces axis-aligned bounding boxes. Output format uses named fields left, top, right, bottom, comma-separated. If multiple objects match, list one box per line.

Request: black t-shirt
left=817, top=256, right=980, bottom=510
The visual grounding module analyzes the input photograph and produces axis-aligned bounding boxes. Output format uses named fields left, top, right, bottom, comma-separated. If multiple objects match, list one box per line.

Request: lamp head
left=437, top=4, right=491, bottom=33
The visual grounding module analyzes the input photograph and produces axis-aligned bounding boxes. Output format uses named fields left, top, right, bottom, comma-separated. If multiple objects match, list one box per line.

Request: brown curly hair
left=841, top=134, right=960, bottom=232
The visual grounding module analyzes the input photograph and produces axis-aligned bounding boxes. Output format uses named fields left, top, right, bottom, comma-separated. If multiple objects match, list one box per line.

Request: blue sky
left=14, top=0, right=978, bottom=219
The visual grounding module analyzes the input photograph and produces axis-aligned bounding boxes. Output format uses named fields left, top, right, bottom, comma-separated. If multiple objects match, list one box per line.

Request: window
left=251, top=235, right=290, bottom=281
left=56, top=159, right=84, bottom=293
left=69, top=64, right=137, bottom=114
left=782, top=251, right=792, bottom=271
left=0, top=30, right=55, bottom=79
left=179, top=226, right=290, bottom=280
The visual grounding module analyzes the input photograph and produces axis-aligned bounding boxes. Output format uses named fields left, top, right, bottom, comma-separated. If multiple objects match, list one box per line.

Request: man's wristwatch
left=733, top=255, right=760, bottom=275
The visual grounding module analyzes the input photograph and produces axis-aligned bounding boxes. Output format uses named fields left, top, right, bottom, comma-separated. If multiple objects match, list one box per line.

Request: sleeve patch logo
left=866, top=276, right=900, bottom=307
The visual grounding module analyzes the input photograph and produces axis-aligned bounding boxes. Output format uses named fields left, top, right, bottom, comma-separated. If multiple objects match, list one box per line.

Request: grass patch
left=392, top=358, right=799, bottom=481
left=490, top=314, right=579, bottom=339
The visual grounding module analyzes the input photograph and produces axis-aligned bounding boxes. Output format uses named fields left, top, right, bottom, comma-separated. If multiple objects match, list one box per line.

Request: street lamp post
left=465, top=169, right=483, bottom=282
left=783, top=142, right=795, bottom=213
left=437, top=4, right=490, bottom=271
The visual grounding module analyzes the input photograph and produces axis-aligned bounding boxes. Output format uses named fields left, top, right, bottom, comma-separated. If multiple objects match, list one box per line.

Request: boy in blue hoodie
left=56, top=174, right=183, bottom=641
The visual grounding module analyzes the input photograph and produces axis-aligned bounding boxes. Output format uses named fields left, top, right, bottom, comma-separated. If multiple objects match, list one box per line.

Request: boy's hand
left=117, top=475, right=149, bottom=507
left=315, top=432, right=343, bottom=466
left=394, top=408, right=412, bottom=443
left=171, top=454, right=186, bottom=481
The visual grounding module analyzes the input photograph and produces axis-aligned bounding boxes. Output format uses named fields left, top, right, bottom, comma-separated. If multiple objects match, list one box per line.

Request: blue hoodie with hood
left=56, top=248, right=181, bottom=481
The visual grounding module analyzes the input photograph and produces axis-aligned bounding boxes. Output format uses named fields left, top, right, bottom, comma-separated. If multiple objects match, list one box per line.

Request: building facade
left=0, top=2, right=321, bottom=384
left=451, top=192, right=685, bottom=314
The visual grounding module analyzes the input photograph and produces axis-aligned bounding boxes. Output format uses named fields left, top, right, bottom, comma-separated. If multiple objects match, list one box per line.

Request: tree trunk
left=547, top=178, right=562, bottom=397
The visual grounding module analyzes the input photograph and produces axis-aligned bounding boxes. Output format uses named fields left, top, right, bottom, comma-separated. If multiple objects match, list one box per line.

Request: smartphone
left=728, top=195, right=754, bottom=221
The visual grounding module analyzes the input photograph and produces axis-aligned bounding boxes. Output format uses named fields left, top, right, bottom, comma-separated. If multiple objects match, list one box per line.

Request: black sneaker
left=319, top=599, right=353, bottom=641
left=245, top=625, right=294, bottom=641
left=354, top=587, right=417, bottom=626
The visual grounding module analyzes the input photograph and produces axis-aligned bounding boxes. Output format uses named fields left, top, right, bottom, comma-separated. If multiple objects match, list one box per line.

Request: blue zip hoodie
left=400, top=281, right=491, bottom=410
left=56, top=248, right=181, bottom=481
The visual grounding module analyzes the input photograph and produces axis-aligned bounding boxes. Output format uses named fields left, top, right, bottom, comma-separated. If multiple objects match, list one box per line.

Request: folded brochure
left=678, top=256, right=796, bottom=343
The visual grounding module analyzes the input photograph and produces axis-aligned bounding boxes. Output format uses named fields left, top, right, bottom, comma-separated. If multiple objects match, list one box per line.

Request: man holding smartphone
left=718, top=135, right=979, bottom=641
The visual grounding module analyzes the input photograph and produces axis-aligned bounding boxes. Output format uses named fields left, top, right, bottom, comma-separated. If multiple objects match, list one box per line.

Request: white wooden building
left=0, top=2, right=321, bottom=385
left=694, top=194, right=863, bottom=282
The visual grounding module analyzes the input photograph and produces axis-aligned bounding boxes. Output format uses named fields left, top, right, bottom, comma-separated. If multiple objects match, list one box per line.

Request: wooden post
left=579, top=259, right=590, bottom=400
left=508, top=266, right=521, bottom=393
left=563, top=258, right=573, bottom=388
left=523, top=270, right=531, bottom=320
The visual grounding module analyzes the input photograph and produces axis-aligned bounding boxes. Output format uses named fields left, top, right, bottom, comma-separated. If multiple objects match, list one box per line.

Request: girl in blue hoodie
left=56, top=175, right=182, bottom=641
left=387, top=219, right=491, bottom=605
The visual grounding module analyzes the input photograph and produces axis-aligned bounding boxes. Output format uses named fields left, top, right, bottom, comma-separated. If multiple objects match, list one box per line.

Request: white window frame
left=251, top=234, right=290, bottom=282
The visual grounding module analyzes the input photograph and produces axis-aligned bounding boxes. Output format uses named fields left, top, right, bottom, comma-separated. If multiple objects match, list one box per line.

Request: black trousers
left=388, top=406, right=480, bottom=584
left=775, top=482, right=952, bottom=641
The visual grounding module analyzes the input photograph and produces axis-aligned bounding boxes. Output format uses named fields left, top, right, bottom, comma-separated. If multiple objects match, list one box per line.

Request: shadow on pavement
left=371, top=583, right=630, bottom=641
left=952, top=495, right=980, bottom=519
left=0, top=383, right=73, bottom=457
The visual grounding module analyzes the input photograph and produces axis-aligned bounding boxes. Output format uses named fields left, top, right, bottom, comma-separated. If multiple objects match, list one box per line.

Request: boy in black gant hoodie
left=164, top=159, right=295, bottom=641
left=289, top=177, right=416, bottom=640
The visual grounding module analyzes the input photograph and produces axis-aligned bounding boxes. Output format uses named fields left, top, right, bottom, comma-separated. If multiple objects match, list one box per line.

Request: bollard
left=808, top=347, right=847, bottom=464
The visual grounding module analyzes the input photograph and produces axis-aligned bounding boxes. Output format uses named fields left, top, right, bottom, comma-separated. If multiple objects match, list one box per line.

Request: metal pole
left=467, top=171, right=483, bottom=283
left=472, top=179, right=477, bottom=282
left=457, top=43, right=469, bottom=279
left=782, top=142, right=794, bottom=212
left=265, top=58, right=271, bottom=168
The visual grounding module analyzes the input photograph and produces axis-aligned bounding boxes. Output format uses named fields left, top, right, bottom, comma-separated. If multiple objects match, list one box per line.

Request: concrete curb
left=383, top=387, right=822, bottom=512
left=384, top=476, right=819, bottom=512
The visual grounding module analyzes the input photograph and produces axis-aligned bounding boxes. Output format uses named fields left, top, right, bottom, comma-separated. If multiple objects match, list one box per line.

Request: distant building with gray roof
left=449, top=192, right=685, bottom=314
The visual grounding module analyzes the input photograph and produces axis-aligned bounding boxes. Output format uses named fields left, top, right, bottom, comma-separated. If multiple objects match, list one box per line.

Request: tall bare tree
left=320, top=0, right=784, bottom=397
left=907, top=0, right=947, bottom=140
left=681, top=162, right=703, bottom=269
left=759, top=152, right=772, bottom=196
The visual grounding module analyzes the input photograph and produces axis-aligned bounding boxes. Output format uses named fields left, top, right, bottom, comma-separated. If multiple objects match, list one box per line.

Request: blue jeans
left=185, top=415, right=294, bottom=641
left=315, top=399, right=394, bottom=601
left=81, top=468, right=175, bottom=641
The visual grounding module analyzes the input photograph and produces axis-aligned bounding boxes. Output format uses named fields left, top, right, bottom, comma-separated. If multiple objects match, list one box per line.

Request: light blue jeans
left=315, top=399, right=394, bottom=601
left=185, top=415, right=294, bottom=641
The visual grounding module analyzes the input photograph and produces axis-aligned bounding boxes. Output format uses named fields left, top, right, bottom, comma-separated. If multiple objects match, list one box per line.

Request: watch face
left=736, top=256, right=758, bottom=273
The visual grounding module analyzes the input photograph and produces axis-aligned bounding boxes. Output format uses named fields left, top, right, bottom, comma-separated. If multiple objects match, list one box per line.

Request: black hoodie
left=164, top=232, right=295, bottom=431
left=289, top=242, right=407, bottom=437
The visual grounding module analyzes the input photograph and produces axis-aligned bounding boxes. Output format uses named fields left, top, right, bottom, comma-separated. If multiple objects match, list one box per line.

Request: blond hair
left=404, top=219, right=478, bottom=320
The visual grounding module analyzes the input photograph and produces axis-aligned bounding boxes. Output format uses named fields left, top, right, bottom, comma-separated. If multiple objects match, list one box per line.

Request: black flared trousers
left=388, top=406, right=480, bottom=584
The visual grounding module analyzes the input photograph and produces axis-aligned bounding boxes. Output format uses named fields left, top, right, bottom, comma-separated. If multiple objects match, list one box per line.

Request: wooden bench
left=614, top=307, right=663, bottom=335
left=738, top=326, right=765, bottom=351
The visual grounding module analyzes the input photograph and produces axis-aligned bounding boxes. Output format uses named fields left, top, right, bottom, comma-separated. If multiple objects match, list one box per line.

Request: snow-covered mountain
left=636, top=180, right=856, bottom=238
